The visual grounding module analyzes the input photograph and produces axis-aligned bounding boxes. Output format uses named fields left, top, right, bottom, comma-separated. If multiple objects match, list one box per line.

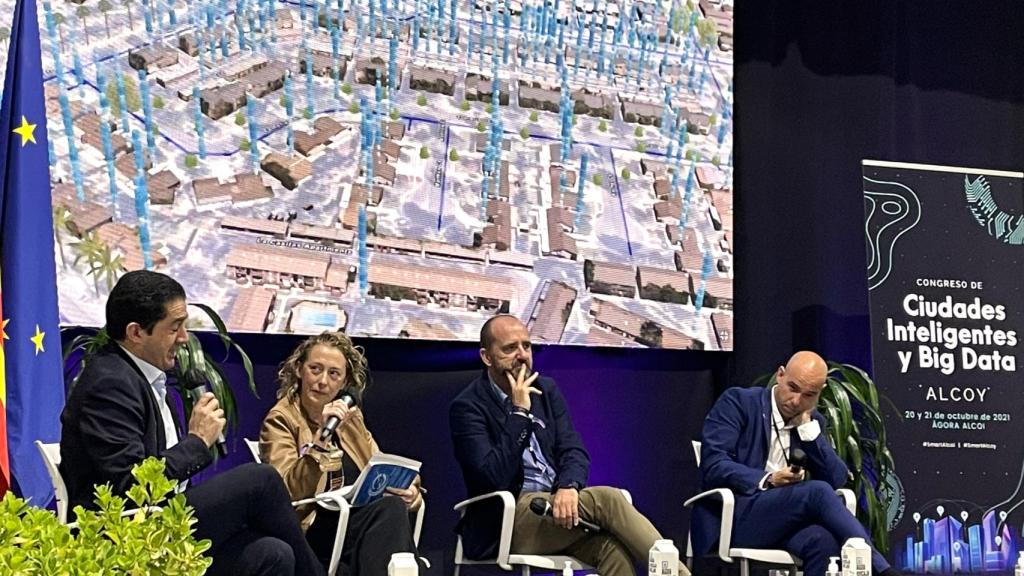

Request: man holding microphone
left=60, top=270, right=323, bottom=576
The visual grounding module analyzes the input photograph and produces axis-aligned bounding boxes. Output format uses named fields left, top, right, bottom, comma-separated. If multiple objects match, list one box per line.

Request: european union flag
left=0, top=0, right=64, bottom=506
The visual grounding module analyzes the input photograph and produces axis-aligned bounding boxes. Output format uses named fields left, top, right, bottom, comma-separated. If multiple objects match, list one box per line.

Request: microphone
left=529, top=497, right=601, bottom=532
left=187, top=386, right=227, bottom=457
left=789, top=447, right=807, bottom=474
left=319, top=389, right=358, bottom=442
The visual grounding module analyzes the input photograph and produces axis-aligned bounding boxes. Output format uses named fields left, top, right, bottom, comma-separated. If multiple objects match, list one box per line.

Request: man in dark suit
left=693, top=351, right=899, bottom=576
left=60, top=270, right=324, bottom=576
left=450, top=315, right=686, bottom=576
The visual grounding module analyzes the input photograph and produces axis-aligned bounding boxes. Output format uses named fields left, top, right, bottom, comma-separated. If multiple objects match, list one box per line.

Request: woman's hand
left=386, top=486, right=421, bottom=508
left=319, top=399, right=354, bottom=430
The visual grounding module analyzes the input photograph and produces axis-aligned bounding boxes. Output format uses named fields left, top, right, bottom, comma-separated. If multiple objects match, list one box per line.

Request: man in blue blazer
left=693, top=351, right=898, bottom=576
left=60, top=270, right=323, bottom=576
left=450, top=315, right=686, bottom=576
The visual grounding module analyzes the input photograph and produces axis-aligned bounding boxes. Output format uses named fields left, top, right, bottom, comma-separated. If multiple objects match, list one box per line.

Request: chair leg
left=521, top=565, right=531, bottom=576
left=453, top=565, right=460, bottom=576
left=739, top=559, right=750, bottom=576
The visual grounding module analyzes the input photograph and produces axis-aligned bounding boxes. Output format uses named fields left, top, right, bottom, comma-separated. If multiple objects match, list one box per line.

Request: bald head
left=773, top=351, right=828, bottom=422
left=785, top=351, right=828, bottom=388
left=479, top=315, right=533, bottom=387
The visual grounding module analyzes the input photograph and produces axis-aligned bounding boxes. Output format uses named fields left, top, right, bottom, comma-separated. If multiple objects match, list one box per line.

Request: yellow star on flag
left=1, top=318, right=9, bottom=341
left=30, top=324, right=45, bottom=355
left=12, top=115, right=37, bottom=146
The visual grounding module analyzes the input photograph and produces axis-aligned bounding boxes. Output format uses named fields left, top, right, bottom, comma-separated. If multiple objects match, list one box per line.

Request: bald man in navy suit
left=691, top=351, right=899, bottom=576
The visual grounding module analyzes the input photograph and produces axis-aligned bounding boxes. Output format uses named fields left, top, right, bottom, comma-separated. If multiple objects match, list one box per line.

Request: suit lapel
left=109, top=344, right=168, bottom=452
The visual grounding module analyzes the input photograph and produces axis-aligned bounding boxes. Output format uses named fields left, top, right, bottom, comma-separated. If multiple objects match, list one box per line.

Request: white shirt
left=760, top=386, right=821, bottom=490
left=120, top=345, right=179, bottom=451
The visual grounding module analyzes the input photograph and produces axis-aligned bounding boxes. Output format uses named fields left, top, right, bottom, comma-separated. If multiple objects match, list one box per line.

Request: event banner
left=863, top=160, right=1024, bottom=574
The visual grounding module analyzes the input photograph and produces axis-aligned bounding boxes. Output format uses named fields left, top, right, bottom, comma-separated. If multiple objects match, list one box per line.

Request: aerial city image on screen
left=0, top=0, right=734, bottom=348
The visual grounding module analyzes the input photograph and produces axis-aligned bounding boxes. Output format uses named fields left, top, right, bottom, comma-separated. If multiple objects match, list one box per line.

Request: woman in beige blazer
left=260, top=331, right=421, bottom=576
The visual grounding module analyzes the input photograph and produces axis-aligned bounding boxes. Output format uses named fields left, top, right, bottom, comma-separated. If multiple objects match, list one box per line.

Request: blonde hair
left=276, top=331, right=369, bottom=400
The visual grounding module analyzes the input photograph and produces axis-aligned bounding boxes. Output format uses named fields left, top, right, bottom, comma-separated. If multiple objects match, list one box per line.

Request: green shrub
left=0, top=458, right=212, bottom=575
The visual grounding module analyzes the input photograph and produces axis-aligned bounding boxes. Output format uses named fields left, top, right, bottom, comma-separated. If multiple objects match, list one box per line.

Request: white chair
left=34, top=440, right=162, bottom=527
left=246, top=438, right=427, bottom=574
left=684, top=441, right=856, bottom=576
left=452, top=489, right=633, bottom=576
left=34, top=440, right=69, bottom=523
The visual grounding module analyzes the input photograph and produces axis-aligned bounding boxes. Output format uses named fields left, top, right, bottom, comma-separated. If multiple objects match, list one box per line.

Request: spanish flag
left=0, top=0, right=64, bottom=505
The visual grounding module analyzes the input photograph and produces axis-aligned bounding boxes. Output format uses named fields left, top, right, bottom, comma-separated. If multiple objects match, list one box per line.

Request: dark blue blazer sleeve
left=543, top=380, right=589, bottom=489
left=78, top=370, right=211, bottom=494
left=700, top=388, right=769, bottom=496
left=800, top=411, right=849, bottom=489
left=449, top=391, right=534, bottom=493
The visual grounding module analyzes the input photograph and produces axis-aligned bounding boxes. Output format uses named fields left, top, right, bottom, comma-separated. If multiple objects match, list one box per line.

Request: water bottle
left=648, top=539, right=680, bottom=576
left=1014, top=551, right=1024, bottom=576
left=841, top=537, right=871, bottom=576
left=826, top=556, right=841, bottom=576
left=388, top=552, right=418, bottom=576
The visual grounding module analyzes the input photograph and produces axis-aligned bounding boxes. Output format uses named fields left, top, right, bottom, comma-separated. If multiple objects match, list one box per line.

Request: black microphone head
left=336, top=389, right=359, bottom=408
left=529, top=497, right=551, bottom=517
left=790, top=448, right=808, bottom=467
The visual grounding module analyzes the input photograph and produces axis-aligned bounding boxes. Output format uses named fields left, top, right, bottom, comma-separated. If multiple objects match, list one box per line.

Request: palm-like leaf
left=759, top=361, right=899, bottom=554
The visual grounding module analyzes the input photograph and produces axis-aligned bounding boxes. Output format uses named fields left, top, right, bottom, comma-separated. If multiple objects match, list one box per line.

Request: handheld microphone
left=789, top=447, right=807, bottom=474
left=529, top=497, right=601, bottom=532
left=319, top=390, right=358, bottom=442
left=188, top=386, right=227, bottom=457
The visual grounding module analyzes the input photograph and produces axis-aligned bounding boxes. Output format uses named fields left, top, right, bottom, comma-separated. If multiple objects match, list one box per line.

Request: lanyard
left=770, top=415, right=792, bottom=466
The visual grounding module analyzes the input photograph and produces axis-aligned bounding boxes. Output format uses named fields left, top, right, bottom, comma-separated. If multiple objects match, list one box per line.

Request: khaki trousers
left=510, top=486, right=690, bottom=576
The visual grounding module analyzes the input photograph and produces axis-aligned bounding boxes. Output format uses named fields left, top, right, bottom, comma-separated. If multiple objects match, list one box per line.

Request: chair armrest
left=292, top=487, right=353, bottom=511
left=66, top=505, right=163, bottom=530
left=453, top=491, right=516, bottom=570
left=836, top=488, right=855, bottom=515
left=683, top=488, right=736, bottom=564
left=453, top=490, right=515, bottom=511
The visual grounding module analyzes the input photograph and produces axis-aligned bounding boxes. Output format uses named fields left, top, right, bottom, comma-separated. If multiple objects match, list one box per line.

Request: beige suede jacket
left=259, top=395, right=421, bottom=530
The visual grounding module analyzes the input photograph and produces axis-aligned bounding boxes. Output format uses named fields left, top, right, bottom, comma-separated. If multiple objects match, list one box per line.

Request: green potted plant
left=756, top=361, right=897, bottom=554
left=0, top=458, right=212, bottom=574
left=62, top=303, right=257, bottom=434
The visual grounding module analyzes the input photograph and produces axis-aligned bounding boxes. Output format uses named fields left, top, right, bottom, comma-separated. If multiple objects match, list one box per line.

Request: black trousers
left=186, top=463, right=326, bottom=576
left=305, top=495, right=417, bottom=576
